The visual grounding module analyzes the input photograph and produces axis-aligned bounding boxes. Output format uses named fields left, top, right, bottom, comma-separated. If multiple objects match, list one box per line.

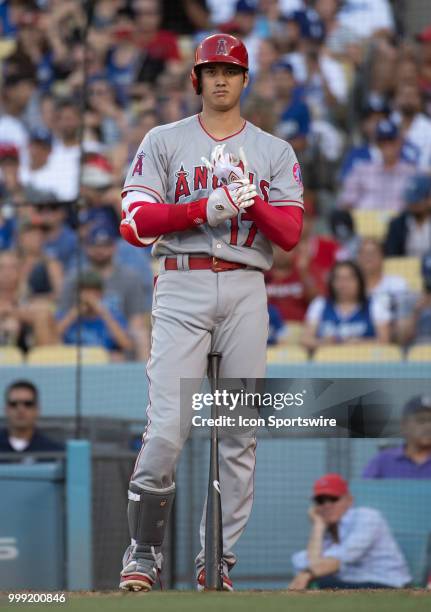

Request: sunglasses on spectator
left=314, top=495, right=340, bottom=505
left=7, top=399, right=36, bottom=409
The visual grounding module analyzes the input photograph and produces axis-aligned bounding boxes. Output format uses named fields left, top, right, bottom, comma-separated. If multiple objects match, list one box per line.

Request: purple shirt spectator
left=362, top=445, right=431, bottom=479
left=363, top=395, right=431, bottom=479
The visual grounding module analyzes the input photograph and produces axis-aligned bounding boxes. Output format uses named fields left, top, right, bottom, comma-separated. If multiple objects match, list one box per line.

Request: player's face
left=200, top=64, right=248, bottom=111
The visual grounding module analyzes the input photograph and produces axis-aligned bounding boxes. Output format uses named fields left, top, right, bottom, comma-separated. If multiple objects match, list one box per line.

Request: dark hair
left=5, top=380, right=38, bottom=404
left=327, top=260, right=367, bottom=306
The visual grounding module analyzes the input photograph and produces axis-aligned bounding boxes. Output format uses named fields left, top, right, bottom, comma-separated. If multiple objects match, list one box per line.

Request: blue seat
left=350, top=479, right=431, bottom=585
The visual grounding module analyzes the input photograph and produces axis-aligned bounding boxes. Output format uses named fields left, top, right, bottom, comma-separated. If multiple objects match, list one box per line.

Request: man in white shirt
left=357, top=237, right=412, bottom=327
left=337, top=0, right=394, bottom=39
left=19, top=128, right=61, bottom=198
left=49, top=99, right=81, bottom=202
left=289, top=473, right=411, bottom=589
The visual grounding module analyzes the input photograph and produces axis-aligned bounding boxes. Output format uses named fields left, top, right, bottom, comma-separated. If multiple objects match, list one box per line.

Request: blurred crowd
left=1, top=0, right=431, bottom=360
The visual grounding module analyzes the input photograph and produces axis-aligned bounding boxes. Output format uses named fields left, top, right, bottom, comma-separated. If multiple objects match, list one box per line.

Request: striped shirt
left=338, top=159, right=416, bottom=213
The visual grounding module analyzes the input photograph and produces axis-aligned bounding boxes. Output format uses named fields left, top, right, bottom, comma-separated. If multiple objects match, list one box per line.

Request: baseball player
left=119, top=33, right=304, bottom=592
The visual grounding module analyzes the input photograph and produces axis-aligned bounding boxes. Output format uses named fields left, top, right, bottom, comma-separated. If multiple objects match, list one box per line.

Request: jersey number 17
left=229, top=211, right=258, bottom=247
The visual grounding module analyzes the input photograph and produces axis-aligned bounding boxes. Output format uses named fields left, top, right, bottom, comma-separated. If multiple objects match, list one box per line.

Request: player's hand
left=206, top=180, right=257, bottom=227
left=236, top=181, right=258, bottom=209
left=213, top=144, right=247, bottom=185
left=202, top=144, right=249, bottom=186
left=308, top=505, right=324, bottom=524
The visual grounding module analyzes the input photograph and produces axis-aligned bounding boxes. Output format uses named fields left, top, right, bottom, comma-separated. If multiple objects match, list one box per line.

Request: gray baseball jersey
left=123, top=114, right=304, bottom=270
left=122, top=114, right=303, bottom=581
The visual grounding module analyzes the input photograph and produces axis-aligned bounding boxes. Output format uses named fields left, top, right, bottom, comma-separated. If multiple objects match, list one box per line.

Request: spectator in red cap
left=288, top=473, right=411, bottom=590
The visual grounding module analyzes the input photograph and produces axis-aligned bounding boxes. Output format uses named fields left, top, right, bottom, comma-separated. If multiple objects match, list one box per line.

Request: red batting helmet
left=190, top=34, right=249, bottom=94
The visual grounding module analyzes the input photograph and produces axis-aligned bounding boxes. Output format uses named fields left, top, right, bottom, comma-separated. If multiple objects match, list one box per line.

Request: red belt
left=164, top=256, right=258, bottom=273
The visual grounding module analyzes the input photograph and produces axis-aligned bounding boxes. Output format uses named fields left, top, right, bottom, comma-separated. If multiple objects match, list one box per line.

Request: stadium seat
left=313, top=343, right=403, bottom=363
left=383, top=257, right=421, bottom=292
left=27, top=345, right=110, bottom=366
left=266, top=346, right=308, bottom=363
left=279, top=322, right=304, bottom=345
left=0, top=347, right=24, bottom=366
left=406, top=344, right=431, bottom=362
left=352, top=209, right=396, bottom=240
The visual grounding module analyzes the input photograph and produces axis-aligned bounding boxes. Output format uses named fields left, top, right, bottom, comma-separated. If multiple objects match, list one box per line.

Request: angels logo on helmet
left=216, top=38, right=228, bottom=55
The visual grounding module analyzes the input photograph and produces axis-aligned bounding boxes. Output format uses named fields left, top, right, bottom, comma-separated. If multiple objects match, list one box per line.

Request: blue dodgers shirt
left=58, top=306, right=129, bottom=351
left=318, top=298, right=375, bottom=341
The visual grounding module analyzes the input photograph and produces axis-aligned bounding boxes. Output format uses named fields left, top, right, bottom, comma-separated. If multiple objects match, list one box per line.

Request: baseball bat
left=204, top=351, right=224, bottom=590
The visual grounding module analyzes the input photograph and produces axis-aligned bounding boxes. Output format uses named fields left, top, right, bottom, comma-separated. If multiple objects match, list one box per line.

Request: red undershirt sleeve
left=124, top=199, right=208, bottom=236
left=121, top=196, right=303, bottom=252
left=246, top=196, right=303, bottom=251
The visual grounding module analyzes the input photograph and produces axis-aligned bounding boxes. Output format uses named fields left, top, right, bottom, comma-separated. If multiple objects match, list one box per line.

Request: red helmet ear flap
left=190, top=68, right=199, bottom=94
left=190, top=67, right=202, bottom=95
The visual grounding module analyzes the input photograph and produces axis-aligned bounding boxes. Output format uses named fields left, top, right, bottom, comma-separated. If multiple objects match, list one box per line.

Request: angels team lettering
left=174, top=165, right=270, bottom=204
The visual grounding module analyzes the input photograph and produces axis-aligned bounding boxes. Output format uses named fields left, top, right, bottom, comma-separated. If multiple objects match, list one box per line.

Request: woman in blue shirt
left=301, top=260, right=390, bottom=352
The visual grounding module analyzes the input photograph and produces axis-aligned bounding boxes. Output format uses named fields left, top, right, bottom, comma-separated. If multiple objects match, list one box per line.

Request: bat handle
left=205, top=351, right=224, bottom=590
left=208, top=352, right=222, bottom=396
